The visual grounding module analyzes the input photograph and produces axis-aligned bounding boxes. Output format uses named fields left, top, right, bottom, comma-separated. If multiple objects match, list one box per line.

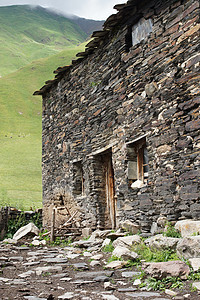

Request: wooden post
left=50, top=208, right=56, bottom=242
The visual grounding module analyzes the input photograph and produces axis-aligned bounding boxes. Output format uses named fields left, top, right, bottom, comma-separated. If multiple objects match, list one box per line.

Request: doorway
left=93, top=149, right=116, bottom=229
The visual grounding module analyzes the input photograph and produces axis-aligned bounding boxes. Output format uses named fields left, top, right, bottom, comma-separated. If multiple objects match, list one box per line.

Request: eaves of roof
left=33, top=0, right=142, bottom=96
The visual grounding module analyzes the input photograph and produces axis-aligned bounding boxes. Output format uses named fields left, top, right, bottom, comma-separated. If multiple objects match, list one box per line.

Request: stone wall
left=41, top=0, right=200, bottom=232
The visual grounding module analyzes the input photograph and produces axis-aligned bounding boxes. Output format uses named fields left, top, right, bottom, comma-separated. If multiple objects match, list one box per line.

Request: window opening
left=126, top=17, right=153, bottom=51
left=73, top=162, right=84, bottom=196
left=132, top=18, right=153, bottom=47
left=127, top=137, right=149, bottom=187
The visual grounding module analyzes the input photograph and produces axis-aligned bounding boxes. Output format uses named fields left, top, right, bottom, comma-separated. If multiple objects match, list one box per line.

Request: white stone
left=83, top=252, right=92, bottom=257
left=183, top=294, right=191, bottom=298
left=0, top=277, right=11, bottom=282
left=18, top=270, right=35, bottom=278
left=90, top=260, right=101, bottom=267
left=189, top=258, right=200, bottom=271
left=13, top=223, right=39, bottom=241
left=104, top=282, right=115, bottom=290
left=102, top=238, right=111, bottom=248
left=165, top=289, right=177, bottom=296
left=91, top=254, right=103, bottom=260
left=177, top=236, right=200, bottom=259
left=120, top=220, right=140, bottom=234
left=192, top=282, right=200, bottom=291
left=3, top=238, right=17, bottom=244
left=105, top=260, right=127, bottom=269
left=101, top=295, right=119, bottom=300
left=113, top=235, right=141, bottom=249
left=133, top=279, right=141, bottom=286
left=112, top=246, right=138, bottom=260
left=131, top=180, right=144, bottom=189
left=31, top=240, right=40, bottom=246
left=60, top=278, right=72, bottom=282
left=40, top=239, right=46, bottom=245
left=145, top=234, right=179, bottom=250
left=35, top=266, right=62, bottom=275
left=58, top=292, right=74, bottom=299
left=175, top=220, right=200, bottom=237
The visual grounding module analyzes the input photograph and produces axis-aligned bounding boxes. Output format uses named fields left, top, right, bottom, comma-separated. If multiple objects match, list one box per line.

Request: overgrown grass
left=146, top=276, right=184, bottom=290
left=163, top=222, right=181, bottom=238
left=131, top=242, right=179, bottom=263
left=102, top=242, right=114, bottom=253
left=5, top=211, right=42, bottom=238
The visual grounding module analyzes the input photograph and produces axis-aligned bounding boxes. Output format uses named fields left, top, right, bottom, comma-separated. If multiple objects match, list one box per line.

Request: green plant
left=5, top=211, right=42, bottom=239
left=42, top=272, right=51, bottom=277
left=190, top=284, right=197, bottom=292
left=107, top=255, right=123, bottom=263
left=187, top=271, right=200, bottom=281
left=192, top=232, right=199, bottom=236
left=125, top=259, right=139, bottom=268
left=131, top=242, right=178, bottom=263
left=90, top=81, right=101, bottom=87
left=102, top=242, right=114, bottom=253
left=146, top=276, right=183, bottom=291
left=163, top=222, right=181, bottom=238
left=83, top=235, right=90, bottom=241
left=49, top=236, right=73, bottom=247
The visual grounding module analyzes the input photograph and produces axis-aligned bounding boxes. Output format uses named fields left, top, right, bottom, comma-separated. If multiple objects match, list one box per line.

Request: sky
left=0, top=0, right=125, bottom=20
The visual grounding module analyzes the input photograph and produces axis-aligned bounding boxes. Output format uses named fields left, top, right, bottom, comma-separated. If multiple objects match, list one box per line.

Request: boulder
left=188, top=258, right=200, bottom=271
left=107, top=232, right=126, bottom=240
left=120, top=220, right=140, bottom=234
left=144, top=234, right=179, bottom=250
left=176, top=236, right=200, bottom=259
left=112, top=246, right=138, bottom=260
left=13, top=223, right=39, bottom=241
left=105, top=260, right=128, bottom=269
left=113, top=235, right=141, bottom=249
left=143, top=260, right=190, bottom=279
left=175, top=220, right=200, bottom=237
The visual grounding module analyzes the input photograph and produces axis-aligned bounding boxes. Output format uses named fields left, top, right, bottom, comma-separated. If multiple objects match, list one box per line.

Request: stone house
left=34, top=0, right=200, bottom=233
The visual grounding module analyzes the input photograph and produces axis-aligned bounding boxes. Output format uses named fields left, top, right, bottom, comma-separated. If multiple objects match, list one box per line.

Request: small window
left=127, top=138, right=149, bottom=187
left=73, top=162, right=84, bottom=196
left=132, top=18, right=153, bottom=47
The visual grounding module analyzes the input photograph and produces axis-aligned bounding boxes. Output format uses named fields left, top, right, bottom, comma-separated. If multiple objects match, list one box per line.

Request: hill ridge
left=0, top=5, right=103, bottom=76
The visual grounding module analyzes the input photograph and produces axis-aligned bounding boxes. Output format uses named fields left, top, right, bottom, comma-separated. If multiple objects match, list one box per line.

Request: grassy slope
left=0, top=5, right=87, bottom=77
left=0, top=45, right=85, bottom=209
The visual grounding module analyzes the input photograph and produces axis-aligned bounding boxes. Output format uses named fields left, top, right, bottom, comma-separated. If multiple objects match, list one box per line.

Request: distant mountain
left=71, top=17, right=104, bottom=37
left=0, top=5, right=103, bottom=76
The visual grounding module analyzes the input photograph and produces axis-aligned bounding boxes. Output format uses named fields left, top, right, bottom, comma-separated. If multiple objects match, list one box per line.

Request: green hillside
left=0, top=5, right=88, bottom=77
left=0, top=44, right=85, bottom=209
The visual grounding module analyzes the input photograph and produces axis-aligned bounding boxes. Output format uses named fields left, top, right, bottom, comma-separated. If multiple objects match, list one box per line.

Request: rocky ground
left=0, top=233, right=200, bottom=300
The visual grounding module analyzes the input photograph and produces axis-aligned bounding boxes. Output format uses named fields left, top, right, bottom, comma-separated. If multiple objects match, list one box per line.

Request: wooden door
left=104, top=153, right=116, bottom=229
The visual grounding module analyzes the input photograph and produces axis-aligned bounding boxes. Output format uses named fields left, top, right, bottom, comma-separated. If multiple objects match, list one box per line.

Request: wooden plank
left=50, top=208, right=56, bottom=242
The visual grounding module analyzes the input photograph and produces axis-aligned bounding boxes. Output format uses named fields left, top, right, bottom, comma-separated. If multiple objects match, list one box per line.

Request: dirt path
left=0, top=241, right=199, bottom=300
